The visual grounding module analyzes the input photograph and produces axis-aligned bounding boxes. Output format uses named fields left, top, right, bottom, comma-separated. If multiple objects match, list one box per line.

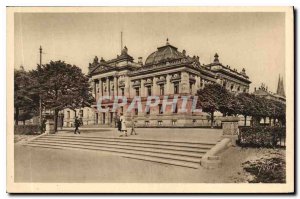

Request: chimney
left=138, top=57, right=143, bottom=64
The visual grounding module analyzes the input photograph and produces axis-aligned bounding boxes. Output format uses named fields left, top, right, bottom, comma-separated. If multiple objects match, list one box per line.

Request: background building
left=253, top=75, right=286, bottom=104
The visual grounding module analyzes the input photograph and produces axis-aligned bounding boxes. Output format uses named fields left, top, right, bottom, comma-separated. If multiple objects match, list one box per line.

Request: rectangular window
left=173, top=103, right=178, bottom=113
left=174, top=83, right=179, bottom=94
left=158, top=104, right=163, bottom=114
left=135, top=88, right=140, bottom=96
left=147, top=86, right=152, bottom=96
left=146, top=106, right=150, bottom=115
left=189, top=83, right=193, bottom=93
left=67, top=111, right=70, bottom=119
left=121, top=88, right=125, bottom=96
left=160, top=85, right=164, bottom=95
left=79, top=110, right=83, bottom=118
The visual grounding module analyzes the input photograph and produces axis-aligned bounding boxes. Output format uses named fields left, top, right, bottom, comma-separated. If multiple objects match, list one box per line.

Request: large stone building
left=63, top=40, right=251, bottom=127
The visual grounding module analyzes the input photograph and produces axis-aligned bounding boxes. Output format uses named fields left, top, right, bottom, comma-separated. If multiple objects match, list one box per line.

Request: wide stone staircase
left=24, top=134, right=218, bottom=169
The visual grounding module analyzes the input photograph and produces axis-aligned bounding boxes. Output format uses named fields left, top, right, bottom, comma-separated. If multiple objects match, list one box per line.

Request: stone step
left=36, top=136, right=209, bottom=153
left=25, top=142, right=201, bottom=168
left=30, top=139, right=205, bottom=158
left=26, top=141, right=202, bottom=163
left=44, top=134, right=216, bottom=148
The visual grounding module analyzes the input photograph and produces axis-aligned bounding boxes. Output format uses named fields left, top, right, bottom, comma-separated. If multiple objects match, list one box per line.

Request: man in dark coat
left=117, top=116, right=122, bottom=133
left=74, top=116, right=81, bottom=134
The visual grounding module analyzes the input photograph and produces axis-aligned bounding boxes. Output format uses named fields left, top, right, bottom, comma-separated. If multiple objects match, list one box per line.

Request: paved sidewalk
left=57, top=128, right=222, bottom=143
left=15, top=144, right=280, bottom=183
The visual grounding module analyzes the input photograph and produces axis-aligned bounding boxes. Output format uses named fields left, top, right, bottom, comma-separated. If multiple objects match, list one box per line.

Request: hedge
left=14, top=125, right=40, bottom=135
left=238, top=126, right=286, bottom=148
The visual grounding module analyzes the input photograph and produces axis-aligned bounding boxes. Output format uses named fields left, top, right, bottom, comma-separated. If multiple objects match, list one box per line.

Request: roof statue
left=166, top=38, right=170, bottom=45
left=93, top=56, right=99, bottom=64
left=214, top=53, right=219, bottom=63
left=100, top=57, right=105, bottom=63
left=121, top=46, right=128, bottom=55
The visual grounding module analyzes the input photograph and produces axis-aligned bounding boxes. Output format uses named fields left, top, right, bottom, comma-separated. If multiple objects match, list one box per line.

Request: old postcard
left=7, top=7, right=294, bottom=193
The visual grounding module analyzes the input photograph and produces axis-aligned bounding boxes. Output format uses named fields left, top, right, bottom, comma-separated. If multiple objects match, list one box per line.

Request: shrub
left=238, top=126, right=286, bottom=148
left=14, top=125, right=40, bottom=135
left=243, top=154, right=286, bottom=183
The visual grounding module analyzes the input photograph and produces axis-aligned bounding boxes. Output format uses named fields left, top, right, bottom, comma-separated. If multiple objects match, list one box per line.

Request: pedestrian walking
left=130, top=117, right=137, bottom=135
left=119, top=113, right=127, bottom=137
left=116, top=114, right=122, bottom=136
left=74, top=116, right=81, bottom=134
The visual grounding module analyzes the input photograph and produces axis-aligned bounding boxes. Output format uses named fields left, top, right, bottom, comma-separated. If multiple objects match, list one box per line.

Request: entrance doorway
left=110, top=112, right=113, bottom=125
left=95, top=113, right=98, bottom=124
left=102, top=113, right=106, bottom=124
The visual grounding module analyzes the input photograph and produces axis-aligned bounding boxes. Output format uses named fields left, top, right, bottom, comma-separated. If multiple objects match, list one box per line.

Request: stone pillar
left=221, top=116, right=240, bottom=146
left=195, top=76, right=201, bottom=91
left=180, top=71, right=189, bottom=94
left=192, top=83, right=196, bottom=95
left=125, top=77, right=130, bottom=98
left=93, top=80, right=97, bottom=98
left=166, top=75, right=171, bottom=95
left=98, top=79, right=102, bottom=97
left=106, top=77, right=110, bottom=96
left=45, top=119, right=55, bottom=134
left=130, top=83, right=135, bottom=98
left=153, top=77, right=158, bottom=96
left=140, top=79, right=145, bottom=97
left=113, top=76, right=117, bottom=97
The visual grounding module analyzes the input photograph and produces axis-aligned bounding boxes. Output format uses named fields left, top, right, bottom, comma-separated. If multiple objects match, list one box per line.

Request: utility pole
left=121, top=31, right=123, bottom=51
left=39, top=46, right=43, bottom=131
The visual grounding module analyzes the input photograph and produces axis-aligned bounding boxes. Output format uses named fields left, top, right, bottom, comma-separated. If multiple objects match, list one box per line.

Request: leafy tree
left=236, top=93, right=256, bottom=126
left=14, top=68, right=38, bottom=125
left=31, top=60, right=94, bottom=132
left=268, top=99, right=286, bottom=126
left=196, top=83, right=232, bottom=128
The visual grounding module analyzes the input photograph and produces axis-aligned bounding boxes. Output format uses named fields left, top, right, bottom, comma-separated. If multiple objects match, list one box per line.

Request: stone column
left=195, top=76, right=201, bottom=91
left=98, top=79, right=102, bottom=97
left=106, top=77, right=110, bottom=96
left=116, top=76, right=119, bottom=96
left=141, top=79, right=145, bottom=97
left=180, top=71, right=189, bottom=94
left=93, top=80, right=97, bottom=98
left=153, top=77, right=158, bottom=96
left=166, top=75, right=171, bottom=95
left=113, top=76, right=117, bottom=97
left=129, top=82, right=135, bottom=98
left=125, top=77, right=130, bottom=98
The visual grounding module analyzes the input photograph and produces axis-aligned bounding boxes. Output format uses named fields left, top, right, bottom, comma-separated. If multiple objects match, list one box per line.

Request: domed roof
left=145, top=39, right=184, bottom=65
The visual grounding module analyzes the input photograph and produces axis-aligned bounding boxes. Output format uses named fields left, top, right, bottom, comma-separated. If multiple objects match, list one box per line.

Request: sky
left=14, top=12, right=285, bottom=93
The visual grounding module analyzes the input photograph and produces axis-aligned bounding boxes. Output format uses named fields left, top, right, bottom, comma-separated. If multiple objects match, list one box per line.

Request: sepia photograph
left=6, top=7, right=294, bottom=193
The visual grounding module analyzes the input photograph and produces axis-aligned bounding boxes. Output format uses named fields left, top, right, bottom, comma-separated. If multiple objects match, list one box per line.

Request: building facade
left=63, top=40, right=251, bottom=127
